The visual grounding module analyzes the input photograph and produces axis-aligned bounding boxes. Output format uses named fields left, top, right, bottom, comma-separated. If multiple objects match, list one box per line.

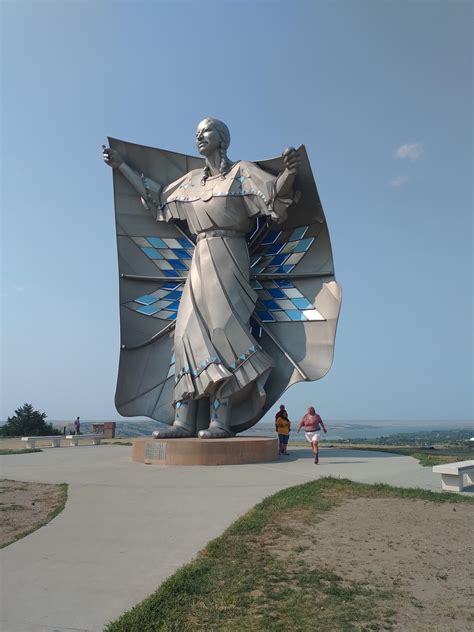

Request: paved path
left=0, top=445, right=458, bottom=631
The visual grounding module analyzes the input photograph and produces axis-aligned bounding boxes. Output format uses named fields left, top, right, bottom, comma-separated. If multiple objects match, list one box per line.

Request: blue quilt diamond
left=268, top=289, right=286, bottom=299
left=256, top=310, right=274, bottom=322
left=288, top=227, right=308, bottom=241
left=292, top=298, right=313, bottom=310
left=262, top=299, right=281, bottom=310
left=147, top=237, right=167, bottom=249
left=178, top=238, right=194, bottom=249
left=164, top=290, right=182, bottom=300
left=172, top=248, right=192, bottom=259
left=170, top=260, right=188, bottom=270
left=293, top=238, right=314, bottom=253
left=135, top=294, right=158, bottom=306
left=265, top=243, right=283, bottom=255
left=286, top=310, right=306, bottom=321
left=141, top=247, right=163, bottom=259
left=136, top=305, right=160, bottom=316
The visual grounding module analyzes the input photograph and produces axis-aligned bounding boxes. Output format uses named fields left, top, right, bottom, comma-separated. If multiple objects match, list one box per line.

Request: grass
left=346, top=446, right=473, bottom=467
left=105, top=477, right=472, bottom=632
left=0, top=482, right=68, bottom=549
left=410, top=452, right=470, bottom=466
left=0, top=448, right=42, bottom=455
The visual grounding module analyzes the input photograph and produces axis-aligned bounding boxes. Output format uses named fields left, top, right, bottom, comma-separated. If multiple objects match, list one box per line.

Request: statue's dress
left=144, top=161, right=293, bottom=406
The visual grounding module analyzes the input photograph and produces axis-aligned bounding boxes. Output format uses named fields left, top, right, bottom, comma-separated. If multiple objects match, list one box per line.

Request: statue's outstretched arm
left=102, top=145, right=163, bottom=216
left=275, top=147, right=301, bottom=198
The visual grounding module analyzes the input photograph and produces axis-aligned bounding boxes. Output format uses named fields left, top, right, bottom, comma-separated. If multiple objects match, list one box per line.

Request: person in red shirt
left=297, top=406, right=326, bottom=464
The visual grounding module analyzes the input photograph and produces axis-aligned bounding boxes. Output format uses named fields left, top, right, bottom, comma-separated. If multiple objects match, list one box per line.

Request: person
left=74, top=417, right=81, bottom=435
left=297, top=406, right=326, bottom=464
left=103, top=118, right=300, bottom=439
left=275, top=410, right=291, bottom=455
left=275, top=404, right=287, bottom=431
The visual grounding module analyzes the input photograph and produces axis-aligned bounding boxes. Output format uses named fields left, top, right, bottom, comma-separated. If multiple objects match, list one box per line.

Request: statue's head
left=195, top=117, right=231, bottom=157
left=196, top=118, right=232, bottom=183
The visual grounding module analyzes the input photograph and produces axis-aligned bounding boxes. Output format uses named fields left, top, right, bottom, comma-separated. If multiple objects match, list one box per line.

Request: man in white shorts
left=297, top=406, right=327, bottom=464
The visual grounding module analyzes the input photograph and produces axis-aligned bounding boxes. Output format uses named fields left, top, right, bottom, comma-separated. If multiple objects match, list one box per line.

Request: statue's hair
left=199, top=117, right=232, bottom=183
left=308, top=406, right=316, bottom=415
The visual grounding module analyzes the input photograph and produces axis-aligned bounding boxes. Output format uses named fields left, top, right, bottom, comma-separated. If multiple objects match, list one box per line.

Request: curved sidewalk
left=0, top=445, right=447, bottom=631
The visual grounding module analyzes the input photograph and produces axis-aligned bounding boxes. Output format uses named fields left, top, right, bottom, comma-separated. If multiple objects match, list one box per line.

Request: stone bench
left=22, top=436, right=61, bottom=449
left=66, top=434, right=102, bottom=446
left=432, top=460, right=474, bottom=492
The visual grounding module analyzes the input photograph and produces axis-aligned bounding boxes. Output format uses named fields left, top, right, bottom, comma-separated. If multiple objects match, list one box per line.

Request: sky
left=1, top=0, right=472, bottom=424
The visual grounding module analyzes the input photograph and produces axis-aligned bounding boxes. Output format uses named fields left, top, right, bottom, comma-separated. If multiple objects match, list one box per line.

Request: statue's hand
left=102, top=146, right=123, bottom=169
left=282, top=147, right=301, bottom=174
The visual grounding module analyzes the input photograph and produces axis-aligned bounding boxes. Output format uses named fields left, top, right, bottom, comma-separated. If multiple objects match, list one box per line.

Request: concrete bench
left=432, top=460, right=474, bottom=492
left=22, top=436, right=61, bottom=449
left=66, top=434, right=102, bottom=447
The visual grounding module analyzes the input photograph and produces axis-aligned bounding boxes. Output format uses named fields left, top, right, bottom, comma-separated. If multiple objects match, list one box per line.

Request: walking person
left=274, top=404, right=288, bottom=431
left=275, top=409, right=291, bottom=455
left=74, top=417, right=81, bottom=435
left=297, top=406, right=326, bottom=464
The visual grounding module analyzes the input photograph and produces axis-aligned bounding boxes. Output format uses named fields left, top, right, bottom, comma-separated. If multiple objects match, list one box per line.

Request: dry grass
left=0, top=479, right=68, bottom=548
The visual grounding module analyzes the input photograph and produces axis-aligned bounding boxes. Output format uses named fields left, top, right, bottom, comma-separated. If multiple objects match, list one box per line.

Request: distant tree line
left=0, top=403, right=61, bottom=437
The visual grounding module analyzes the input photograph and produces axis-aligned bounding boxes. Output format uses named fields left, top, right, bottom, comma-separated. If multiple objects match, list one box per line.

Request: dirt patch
left=265, top=497, right=474, bottom=631
left=0, top=479, right=67, bottom=548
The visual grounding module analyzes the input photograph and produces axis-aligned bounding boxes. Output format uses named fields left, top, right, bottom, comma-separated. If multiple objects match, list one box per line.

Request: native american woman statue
left=103, top=118, right=341, bottom=438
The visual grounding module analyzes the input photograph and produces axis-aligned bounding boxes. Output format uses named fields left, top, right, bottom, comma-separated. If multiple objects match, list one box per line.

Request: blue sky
left=1, top=1, right=472, bottom=423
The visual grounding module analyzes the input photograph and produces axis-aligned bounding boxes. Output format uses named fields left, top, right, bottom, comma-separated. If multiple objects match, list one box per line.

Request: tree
left=0, top=403, right=61, bottom=437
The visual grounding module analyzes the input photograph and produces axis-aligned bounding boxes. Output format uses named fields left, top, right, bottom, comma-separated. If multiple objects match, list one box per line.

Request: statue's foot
left=153, top=425, right=194, bottom=438
left=198, top=425, right=234, bottom=439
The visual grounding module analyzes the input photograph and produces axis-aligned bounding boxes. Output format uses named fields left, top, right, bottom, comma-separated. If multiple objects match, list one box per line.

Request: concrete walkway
left=0, top=445, right=461, bottom=632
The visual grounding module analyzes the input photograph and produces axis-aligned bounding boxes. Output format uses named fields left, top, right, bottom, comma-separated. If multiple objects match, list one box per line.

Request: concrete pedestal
left=132, top=436, right=278, bottom=466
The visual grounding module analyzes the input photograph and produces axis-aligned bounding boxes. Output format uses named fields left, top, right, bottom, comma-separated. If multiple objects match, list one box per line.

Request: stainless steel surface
left=103, top=118, right=341, bottom=436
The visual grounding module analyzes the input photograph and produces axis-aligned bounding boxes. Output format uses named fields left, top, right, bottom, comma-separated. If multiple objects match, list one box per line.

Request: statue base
left=131, top=436, right=278, bottom=466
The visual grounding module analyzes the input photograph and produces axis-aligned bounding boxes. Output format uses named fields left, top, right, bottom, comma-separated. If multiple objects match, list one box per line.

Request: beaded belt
left=196, top=229, right=244, bottom=242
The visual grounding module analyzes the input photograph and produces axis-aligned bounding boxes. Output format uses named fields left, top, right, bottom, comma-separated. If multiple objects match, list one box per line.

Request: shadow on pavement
left=278, top=448, right=405, bottom=462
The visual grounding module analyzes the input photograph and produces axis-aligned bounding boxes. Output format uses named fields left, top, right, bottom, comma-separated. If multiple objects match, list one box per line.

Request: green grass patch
left=352, top=446, right=473, bottom=466
left=411, top=452, right=470, bottom=467
left=105, top=478, right=472, bottom=632
left=0, top=448, right=42, bottom=455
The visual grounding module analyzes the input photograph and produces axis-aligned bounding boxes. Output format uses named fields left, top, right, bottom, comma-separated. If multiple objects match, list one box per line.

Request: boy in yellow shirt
left=275, top=411, right=291, bottom=455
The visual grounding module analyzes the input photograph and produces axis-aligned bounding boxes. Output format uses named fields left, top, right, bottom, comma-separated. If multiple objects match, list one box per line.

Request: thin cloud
left=390, top=175, right=409, bottom=188
left=394, top=142, right=424, bottom=162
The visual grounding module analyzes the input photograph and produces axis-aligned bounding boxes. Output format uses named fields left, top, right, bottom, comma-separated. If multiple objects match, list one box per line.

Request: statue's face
left=195, top=120, right=221, bottom=157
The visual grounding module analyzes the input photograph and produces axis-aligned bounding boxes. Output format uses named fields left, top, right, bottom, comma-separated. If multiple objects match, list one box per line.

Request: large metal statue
left=103, top=118, right=341, bottom=439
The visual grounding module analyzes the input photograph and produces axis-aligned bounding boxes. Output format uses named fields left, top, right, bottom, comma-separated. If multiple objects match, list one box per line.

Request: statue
left=103, top=118, right=341, bottom=439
